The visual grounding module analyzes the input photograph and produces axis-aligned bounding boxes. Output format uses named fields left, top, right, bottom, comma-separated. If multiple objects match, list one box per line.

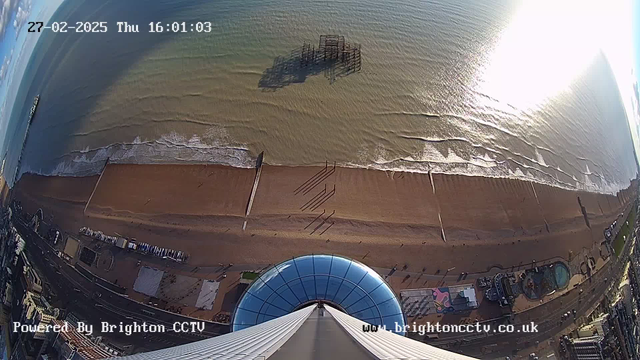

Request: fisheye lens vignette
left=0, top=0, right=639, bottom=359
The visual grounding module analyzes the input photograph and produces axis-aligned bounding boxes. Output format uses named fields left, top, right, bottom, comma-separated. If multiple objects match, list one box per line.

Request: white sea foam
left=18, top=131, right=632, bottom=196
left=19, top=131, right=253, bottom=178
left=535, top=147, right=546, bottom=167
left=348, top=142, right=631, bottom=195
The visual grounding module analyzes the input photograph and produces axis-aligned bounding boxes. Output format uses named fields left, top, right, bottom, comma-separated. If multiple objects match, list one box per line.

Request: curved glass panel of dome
left=231, top=254, right=406, bottom=335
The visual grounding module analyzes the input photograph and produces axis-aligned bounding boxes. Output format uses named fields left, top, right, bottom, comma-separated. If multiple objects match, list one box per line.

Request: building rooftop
left=50, top=320, right=114, bottom=359
left=570, top=335, right=605, bottom=344
left=231, top=254, right=406, bottom=335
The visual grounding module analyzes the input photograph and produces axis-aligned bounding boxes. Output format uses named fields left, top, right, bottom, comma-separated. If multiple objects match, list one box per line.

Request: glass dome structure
left=232, top=254, right=406, bottom=335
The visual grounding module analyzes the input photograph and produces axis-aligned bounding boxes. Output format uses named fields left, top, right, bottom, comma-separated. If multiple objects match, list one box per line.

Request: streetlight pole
left=440, top=267, right=455, bottom=287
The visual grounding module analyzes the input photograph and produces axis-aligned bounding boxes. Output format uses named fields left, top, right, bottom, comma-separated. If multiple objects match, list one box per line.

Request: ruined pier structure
left=300, top=35, right=362, bottom=72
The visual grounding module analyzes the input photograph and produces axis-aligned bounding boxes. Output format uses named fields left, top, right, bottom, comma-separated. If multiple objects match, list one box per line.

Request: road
left=12, top=200, right=636, bottom=358
left=428, top=204, right=636, bottom=358
left=14, top=218, right=229, bottom=354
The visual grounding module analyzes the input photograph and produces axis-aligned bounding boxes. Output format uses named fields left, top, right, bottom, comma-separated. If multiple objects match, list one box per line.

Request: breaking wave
left=20, top=131, right=254, bottom=178
left=18, top=132, right=631, bottom=196
left=348, top=142, right=630, bottom=195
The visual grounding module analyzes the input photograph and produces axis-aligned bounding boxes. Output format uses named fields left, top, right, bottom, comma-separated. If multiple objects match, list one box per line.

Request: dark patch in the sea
left=10, top=0, right=213, bottom=181
left=258, top=37, right=361, bottom=90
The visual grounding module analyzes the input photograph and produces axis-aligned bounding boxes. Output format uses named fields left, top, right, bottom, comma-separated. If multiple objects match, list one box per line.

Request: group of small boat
left=79, top=226, right=189, bottom=263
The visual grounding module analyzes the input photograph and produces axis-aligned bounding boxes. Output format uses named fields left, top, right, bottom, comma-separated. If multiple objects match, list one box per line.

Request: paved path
left=427, top=203, right=637, bottom=358
left=14, top=219, right=228, bottom=354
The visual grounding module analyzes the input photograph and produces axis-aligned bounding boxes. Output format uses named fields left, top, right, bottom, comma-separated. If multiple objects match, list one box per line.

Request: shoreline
left=11, top=163, right=637, bottom=275
left=16, top=157, right=635, bottom=197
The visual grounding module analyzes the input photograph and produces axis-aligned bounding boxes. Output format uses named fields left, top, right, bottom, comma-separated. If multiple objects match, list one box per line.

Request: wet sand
left=14, top=173, right=98, bottom=204
left=248, top=165, right=444, bottom=241
left=12, top=164, right=636, bottom=274
left=434, top=174, right=545, bottom=234
left=88, top=164, right=254, bottom=217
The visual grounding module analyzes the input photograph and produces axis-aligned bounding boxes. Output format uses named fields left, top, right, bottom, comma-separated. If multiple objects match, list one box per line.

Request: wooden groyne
left=84, top=158, right=110, bottom=215
left=429, top=170, right=446, bottom=243
left=243, top=152, right=264, bottom=230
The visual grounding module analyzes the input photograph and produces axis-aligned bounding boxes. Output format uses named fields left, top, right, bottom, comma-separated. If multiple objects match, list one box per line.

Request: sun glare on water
left=478, top=0, right=611, bottom=110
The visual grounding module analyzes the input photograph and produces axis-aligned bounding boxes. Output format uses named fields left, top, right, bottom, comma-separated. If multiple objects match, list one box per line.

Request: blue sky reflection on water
left=0, top=0, right=63, bottom=163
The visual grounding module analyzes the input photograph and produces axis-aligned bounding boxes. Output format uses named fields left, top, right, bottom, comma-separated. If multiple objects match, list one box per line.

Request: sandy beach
left=15, top=173, right=98, bottom=204
left=88, top=164, right=255, bottom=217
left=12, top=164, right=635, bottom=274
